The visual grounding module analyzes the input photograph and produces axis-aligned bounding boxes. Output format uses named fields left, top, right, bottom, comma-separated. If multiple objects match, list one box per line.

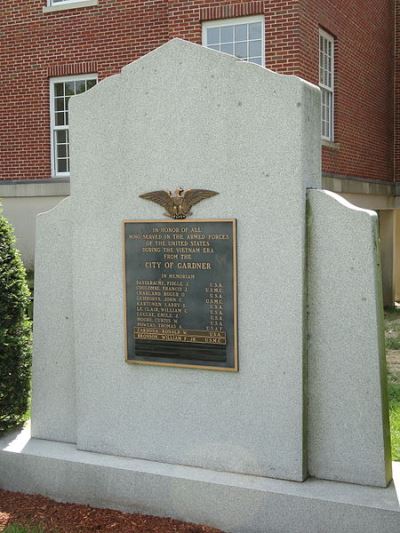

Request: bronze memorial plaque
left=123, top=219, right=238, bottom=370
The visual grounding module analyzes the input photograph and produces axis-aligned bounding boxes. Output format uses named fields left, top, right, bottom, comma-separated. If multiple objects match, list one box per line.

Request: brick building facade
left=0, top=0, right=398, bottom=302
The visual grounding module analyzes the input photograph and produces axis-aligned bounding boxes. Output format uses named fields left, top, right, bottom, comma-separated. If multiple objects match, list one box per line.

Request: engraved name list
left=123, top=220, right=237, bottom=370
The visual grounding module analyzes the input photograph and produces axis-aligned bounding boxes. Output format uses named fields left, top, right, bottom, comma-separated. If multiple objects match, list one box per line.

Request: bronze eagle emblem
left=139, top=188, right=218, bottom=219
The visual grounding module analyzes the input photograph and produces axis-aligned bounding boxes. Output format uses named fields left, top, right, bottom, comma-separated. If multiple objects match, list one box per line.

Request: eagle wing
left=181, top=189, right=219, bottom=215
left=139, top=190, right=174, bottom=215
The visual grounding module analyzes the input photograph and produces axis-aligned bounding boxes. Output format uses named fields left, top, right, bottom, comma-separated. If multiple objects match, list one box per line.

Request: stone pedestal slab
left=1, top=428, right=399, bottom=533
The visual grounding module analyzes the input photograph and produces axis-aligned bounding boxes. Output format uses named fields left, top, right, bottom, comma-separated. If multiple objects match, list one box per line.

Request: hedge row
left=0, top=209, right=32, bottom=433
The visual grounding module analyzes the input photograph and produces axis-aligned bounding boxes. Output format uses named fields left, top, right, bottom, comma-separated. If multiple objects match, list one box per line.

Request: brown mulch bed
left=0, top=490, right=225, bottom=533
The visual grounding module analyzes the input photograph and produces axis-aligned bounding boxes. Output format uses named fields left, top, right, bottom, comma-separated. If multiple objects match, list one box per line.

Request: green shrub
left=3, top=525, right=46, bottom=533
left=0, top=208, right=32, bottom=433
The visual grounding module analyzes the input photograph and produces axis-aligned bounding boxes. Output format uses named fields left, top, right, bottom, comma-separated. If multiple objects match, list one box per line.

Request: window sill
left=322, top=140, right=341, bottom=151
left=43, top=0, right=98, bottom=14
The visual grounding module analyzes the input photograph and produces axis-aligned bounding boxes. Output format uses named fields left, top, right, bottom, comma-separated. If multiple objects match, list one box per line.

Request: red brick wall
left=0, top=0, right=170, bottom=181
left=395, top=0, right=400, bottom=183
left=0, top=0, right=394, bottom=183
left=299, top=0, right=394, bottom=183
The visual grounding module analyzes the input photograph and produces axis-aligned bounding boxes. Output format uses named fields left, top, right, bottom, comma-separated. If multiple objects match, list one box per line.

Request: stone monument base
left=1, top=427, right=399, bottom=533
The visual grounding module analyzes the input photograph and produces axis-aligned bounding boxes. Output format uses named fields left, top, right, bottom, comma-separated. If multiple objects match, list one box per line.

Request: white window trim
left=50, top=74, right=97, bottom=178
left=43, top=0, right=98, bottom=14
left=202, top=15, right=265, bottom=68
left=319, top=28, right=335, bottom=142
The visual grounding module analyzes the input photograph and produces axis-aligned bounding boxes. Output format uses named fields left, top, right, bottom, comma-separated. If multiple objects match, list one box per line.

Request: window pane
left=321, top=87, right=332, bottom=139
left=55, top=83, right=64, bottom=97
left=249, top=39, right=262, bottom=57
left=221, top=43, right=234, bottom=55
left=249, top=22, right=262, bottom=40
left=52, top=78, right=96, bottom=176
left=235, top=41, right=247, bottom=59
left=319, top=32, right=334, bottom=140
left=87, top=79, right=96, bottom=90
left=220, top=25, right=233, bottom=43
left=57, top=158, right=67, bottom=173
left=55, top=97, right=65, bottom=112
left=235, top=24, right=247, bottom=42
left=65, top=107, right=69, bottom=126
left=57, top=144, right=67, bottom=158
left=56, top=129, right=67, bottom=144
left=204, top=19, right=264, bottom=66
left=75, top=80, right=86, bottom=94
left=319, top=36, right=333, bottom=89
left=65, top=82, right=75, bottom=96
left=55, top=112, right=65, bottom=126
left=207, top=27, right=220, bottom=45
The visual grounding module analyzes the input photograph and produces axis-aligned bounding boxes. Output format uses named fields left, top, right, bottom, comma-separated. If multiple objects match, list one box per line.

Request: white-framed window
left=202, top=16, right=265, bottom=67
left=50, top=74, right=97, bottom=177
left=44, top=0, right=98, bottom=12
left=48, top=0, right=82, bottom=5
left=319, top=29, right=334, bottom=141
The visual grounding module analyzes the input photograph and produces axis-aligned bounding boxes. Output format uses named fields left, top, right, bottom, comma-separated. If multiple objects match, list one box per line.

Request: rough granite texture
left=64, top=38, right=321, bottom=481
left=31, top=197, right=76, bottom=443
left=307, top=189, right=392, bottom=487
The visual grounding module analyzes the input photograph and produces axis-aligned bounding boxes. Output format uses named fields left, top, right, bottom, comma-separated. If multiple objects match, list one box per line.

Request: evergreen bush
left=0, top=207, right=32, bottom=433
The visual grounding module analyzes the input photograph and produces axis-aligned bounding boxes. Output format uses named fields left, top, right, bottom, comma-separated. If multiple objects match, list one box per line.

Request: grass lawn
left=388, top=381, right=400, bottom=461
left=385, top=308, right=400, bottom=461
